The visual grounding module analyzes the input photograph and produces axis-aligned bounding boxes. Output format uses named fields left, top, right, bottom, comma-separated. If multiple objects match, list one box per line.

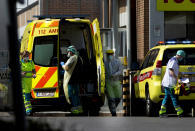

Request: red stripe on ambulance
left=139, top=71, right=153, bottom=82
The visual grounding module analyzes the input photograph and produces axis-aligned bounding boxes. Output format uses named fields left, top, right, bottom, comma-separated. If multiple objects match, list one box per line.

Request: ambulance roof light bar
left=157, top=40, right=195, bottom=45
left=33, top=14, right=90, bottom=20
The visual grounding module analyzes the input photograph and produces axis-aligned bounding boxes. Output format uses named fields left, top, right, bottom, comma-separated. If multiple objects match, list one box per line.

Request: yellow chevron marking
left=44, top=70, right=58, bottom=87
left=32, top=67, right=49, bottom=88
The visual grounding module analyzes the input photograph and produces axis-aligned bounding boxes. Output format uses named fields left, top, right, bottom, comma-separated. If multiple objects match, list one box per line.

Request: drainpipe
left=112, top=0, right=119, bottom=57
left=103, top=0, right=108, bottom=48
left=78, top=0, right=81, bottom=14
left=126, top=0, right=131, bottom=69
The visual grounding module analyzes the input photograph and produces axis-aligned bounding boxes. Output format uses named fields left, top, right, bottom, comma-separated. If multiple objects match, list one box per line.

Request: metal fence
left=0, top=50, right=12, bottom=110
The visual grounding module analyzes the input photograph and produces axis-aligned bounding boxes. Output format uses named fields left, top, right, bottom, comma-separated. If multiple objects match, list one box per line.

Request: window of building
left=165, top=12, right=195, bottom=41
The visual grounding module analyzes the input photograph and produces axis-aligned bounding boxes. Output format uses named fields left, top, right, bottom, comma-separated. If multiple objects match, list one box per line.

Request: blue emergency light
left=182, top=40, right=191, bottom=44
left=165, top=40, right=195, bottom=44
left=166, top=41, right=176, bottom=44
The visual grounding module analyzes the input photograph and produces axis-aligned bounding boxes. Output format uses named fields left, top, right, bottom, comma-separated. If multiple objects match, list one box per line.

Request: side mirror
left=131, top=62, right=140, bottom=71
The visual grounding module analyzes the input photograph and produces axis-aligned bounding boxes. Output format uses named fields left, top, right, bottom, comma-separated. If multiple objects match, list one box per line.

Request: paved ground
left=1, top=114, right=195, bottom=131
left=31, top=117, right=195, bottom=131
left=1, top=96, right=195, bottom=131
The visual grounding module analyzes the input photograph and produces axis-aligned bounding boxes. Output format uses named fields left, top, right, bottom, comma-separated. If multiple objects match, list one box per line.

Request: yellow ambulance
left=20, top=15, right=105, bottom=114
left=132, top=41, right=195, bottom=116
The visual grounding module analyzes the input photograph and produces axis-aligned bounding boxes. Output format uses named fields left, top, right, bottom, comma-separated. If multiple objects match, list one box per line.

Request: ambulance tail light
left=156, top=60, right=162, bottom=68
left=133, top=75, right=138, bottom=83
left=153, top=60, right=162, bottom=76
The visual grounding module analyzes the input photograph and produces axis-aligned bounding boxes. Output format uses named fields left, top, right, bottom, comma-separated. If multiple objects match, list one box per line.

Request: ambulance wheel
left=145, top=87, right=158, bottom=117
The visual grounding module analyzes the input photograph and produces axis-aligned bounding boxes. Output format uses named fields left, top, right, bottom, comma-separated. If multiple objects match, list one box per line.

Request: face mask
left=23, top=57, right=29, bottom=61
left=178, top=57, right=183, bottom=62
left=108, top=55, right=113, bottom=60
left=67, top=52, right=71, bottom=58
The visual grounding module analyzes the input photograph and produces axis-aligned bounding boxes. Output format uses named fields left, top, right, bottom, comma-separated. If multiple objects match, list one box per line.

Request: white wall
left=119, top=12, right=127, bottom=27
left=18, top=25, right=26, bottom=40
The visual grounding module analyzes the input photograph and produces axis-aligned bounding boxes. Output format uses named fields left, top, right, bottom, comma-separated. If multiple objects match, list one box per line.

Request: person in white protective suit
left=60, top=45, right=83, bottom=114
left=104, top=49, right=123, bottom=116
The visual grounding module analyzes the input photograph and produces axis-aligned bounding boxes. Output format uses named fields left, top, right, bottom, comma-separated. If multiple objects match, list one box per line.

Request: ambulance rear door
left=31, top=24, right=59, bottom=99
left=91, top=18, right=105, bottom=96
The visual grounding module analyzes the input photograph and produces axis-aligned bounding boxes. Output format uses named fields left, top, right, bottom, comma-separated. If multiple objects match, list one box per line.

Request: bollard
left=122, top=69, right=130, bottom=116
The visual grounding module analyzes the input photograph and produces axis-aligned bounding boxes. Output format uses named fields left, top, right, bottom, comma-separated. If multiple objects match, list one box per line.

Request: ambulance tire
left=145, top=87, right=158, bottom=117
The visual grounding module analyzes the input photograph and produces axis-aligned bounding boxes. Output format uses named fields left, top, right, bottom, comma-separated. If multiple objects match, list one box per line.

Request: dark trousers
left=108, top=98, right=121, bottom=116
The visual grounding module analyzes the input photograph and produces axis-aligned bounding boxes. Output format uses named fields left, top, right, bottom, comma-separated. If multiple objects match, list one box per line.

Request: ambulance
left=20, top=15, right=105, bottom=114
left=132, top=41, right=195, bottom=116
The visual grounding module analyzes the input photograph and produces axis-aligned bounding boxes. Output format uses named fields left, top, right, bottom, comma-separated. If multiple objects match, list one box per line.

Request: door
left=91, top=18, right=105, bottom=96
left=32, top=35, right=58, bottom=98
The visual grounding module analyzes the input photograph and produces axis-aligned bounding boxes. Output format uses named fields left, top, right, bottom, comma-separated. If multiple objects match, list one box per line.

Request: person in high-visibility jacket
left=20, top=51, right=36, bottom=115
left=105, top=49, right=123, bottom=116
left=159, top=50, right=185, bottom=117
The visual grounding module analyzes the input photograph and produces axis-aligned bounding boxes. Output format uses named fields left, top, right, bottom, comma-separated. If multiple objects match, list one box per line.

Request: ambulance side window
left=141, top=52, right=151, bottom=69
left=147, top=49, right=159, bottom=67
left=141, top=49, right=159, bottom=69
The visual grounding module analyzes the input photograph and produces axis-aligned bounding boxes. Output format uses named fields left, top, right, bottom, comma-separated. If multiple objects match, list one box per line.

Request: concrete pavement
left=1, top=112, right=195, bottom=131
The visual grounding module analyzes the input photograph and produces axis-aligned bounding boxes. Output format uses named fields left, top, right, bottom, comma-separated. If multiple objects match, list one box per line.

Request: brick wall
left=17, top=4, right=39, bottom=28
left=17, top=0, right=101, bottom=28
left=44, top=0, right=101, bottom=23
left=136, top=0, right=149, bottom=63
left=119, top=0, right=126, bottom=14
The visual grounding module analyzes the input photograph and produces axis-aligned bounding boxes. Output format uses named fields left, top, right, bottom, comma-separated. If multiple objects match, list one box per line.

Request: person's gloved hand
left=60, top=62, right=65, bottom=66
left=178, top=79, right=183, bottom=84
left=32, top=74, right=36, bottom=78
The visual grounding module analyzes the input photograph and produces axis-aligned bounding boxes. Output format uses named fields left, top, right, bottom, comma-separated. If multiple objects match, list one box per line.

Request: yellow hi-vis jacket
left=21, top=59, right=35, bottom=93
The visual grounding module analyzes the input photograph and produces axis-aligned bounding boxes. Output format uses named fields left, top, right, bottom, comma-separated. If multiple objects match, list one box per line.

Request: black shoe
left=112, top=113, right=117, bottom=116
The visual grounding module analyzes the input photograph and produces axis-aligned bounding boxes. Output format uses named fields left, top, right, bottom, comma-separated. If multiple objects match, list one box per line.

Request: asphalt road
left=28, top=116, right=195, bottom=131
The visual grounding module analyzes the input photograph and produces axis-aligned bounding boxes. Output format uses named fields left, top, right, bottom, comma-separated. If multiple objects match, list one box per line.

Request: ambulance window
left=147, top=49, right=159, bottom=67
left=33, top=36, right=57, bottom=66
left=141, top=49, right=159, bottom=69
left=162, top=48, right=195, bottom=66
left=141, top=52, right=151, bottom=69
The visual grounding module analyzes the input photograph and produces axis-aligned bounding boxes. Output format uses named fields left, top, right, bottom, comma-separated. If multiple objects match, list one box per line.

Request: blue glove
left=60, top=62, right=65, bottom=66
